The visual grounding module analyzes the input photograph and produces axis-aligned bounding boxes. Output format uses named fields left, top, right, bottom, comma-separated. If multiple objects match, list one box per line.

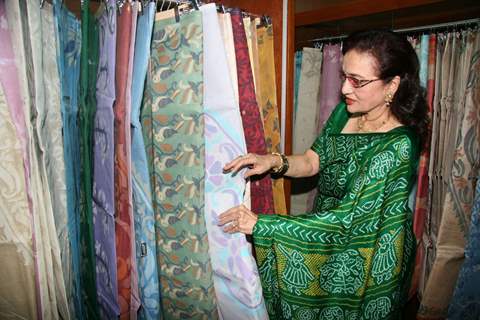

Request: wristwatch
left=271, top=152, right=289, bottom=176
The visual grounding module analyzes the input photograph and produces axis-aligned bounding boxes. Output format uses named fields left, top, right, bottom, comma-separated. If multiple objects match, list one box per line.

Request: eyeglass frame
left=341, top=73, right=384, bottom=89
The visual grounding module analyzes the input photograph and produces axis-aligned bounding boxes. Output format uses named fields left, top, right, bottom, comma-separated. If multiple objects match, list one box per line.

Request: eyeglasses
left=341, top=74, right=383, bottom=88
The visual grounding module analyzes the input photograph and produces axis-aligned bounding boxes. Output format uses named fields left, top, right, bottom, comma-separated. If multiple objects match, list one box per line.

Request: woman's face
left=341, top=49, right=391, bottom=114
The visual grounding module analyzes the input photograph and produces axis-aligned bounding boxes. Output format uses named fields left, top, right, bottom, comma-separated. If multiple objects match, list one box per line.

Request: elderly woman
left=219, top=29, right=429, bottom=319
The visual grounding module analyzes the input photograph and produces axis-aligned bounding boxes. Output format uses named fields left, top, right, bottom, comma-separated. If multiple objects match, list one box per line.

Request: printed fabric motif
left=230, top=9, right=275, bottom=214
left=142, top=11, right=218, bottom=319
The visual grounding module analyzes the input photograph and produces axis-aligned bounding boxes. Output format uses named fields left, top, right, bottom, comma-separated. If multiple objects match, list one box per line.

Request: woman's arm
left=222, top=149, right=319, bottom=179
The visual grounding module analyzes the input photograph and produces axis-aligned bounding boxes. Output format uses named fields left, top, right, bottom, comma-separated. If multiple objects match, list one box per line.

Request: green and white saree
left=253, top=102, right=419, bottom=320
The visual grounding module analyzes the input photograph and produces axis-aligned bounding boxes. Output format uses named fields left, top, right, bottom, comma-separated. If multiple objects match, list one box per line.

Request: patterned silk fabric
left=79, top=1, right=101, bottom=318
left=92, top=1, right=120, bottom=318
left=130, top=3, right=161, bottom=319
left=201, top=4, right=267, bottom=319
left=230, top=9, right=275, bottom=214
left=419, top=31, right=480, bottom=319
left=448, top=179, right=480, bottom=319
left=142, top=11, right=218, bottom=319
left=39, top=5, right=71, bottom=315
left=114, top=4, right=140, bottom=319
left=0, top=68, right=37, bottom=320
left=253, top=103, right=419, bottom=320
left=53, top=2, right=83, bottom=317
left=257, top=24, right=287, bottom=215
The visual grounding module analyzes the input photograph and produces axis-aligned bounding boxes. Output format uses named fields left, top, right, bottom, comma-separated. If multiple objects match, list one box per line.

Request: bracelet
left=271, top=152, right=289, bottom=176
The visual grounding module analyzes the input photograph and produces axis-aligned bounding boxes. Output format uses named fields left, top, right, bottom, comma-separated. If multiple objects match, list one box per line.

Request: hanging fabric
left=79, top=0, right=101, bottom=317
left=419, top=29, right=480, bottom=319
left=201, top=4, right=268, bottom=319
left=410, top=33, right=436, bottom=297
left=257, top=23, right=287, bottom=215
left=291, top=47, right=322, bottom=214
left=231, top=8, right=275, bottom=215
left=142, top=9, right=218, bottom=318
left=130, top=2, right=161, bottom=319
left=448, top=178, right=480, bottom=319
left=0, top=3, right=37, bottom=318
left=114, top=3, right=140, bottom=318
left=92, top=0, right=119, bottom=318
left=53, top=1, right=83, bottom=317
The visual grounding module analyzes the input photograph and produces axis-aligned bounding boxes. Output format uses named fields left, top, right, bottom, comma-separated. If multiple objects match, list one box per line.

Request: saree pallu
left=53, top=1, right=83, bottom=317
left=231, top=9, right=275, bottom=215
left=114, top=4, right=140, bottom=318
left=143, top=11, right=218, bottom=319
left=419, top=30, right=480, bottom=319
left=130, top=2, right=161, bottom=319
left=257, top=24, right=287, bottom=215
left=0, top=44, right=37, bottom=320
left=201, top=4, right=268, bottom=319
left=93, top=1, right=120, bottom=318
left=254, top=103, right=418, bottom=320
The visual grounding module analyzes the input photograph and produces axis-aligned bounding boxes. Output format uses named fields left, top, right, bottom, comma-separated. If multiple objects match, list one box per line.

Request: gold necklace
left=357, top=113, right=390, bottom=133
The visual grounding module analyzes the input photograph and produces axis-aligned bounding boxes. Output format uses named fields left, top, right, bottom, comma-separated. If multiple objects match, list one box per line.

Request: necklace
left=357, top=111, right=390, bottom=133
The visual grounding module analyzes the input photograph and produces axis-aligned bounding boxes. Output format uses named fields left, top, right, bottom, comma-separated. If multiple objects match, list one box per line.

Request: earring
left=385, top=92, right=393, bottom=106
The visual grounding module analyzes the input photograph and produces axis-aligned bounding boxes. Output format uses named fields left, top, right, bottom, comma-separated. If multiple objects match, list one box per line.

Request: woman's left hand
left=218, top=205, right=258, bottom=235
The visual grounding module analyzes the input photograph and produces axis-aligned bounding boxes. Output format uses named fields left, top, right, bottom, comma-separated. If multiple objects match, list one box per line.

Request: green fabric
left=253, top=102, right=419, bottom=320
left=79, top=3, right=100, bottom=318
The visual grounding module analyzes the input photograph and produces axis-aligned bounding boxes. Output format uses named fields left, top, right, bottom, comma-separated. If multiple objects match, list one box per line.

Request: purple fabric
left=92, top=2, right=120, bottom=318
left=315, top=44, right=343, bottom=134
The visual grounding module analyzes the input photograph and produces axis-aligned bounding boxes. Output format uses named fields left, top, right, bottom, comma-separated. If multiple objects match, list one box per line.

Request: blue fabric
left=52, top=2, right=83, bottom=318
left=130, top=3, right=162, bottom=319
left=419, top=34, right=429, bottom=88
left=448, top=178, right=480, bottom=319
left=293, top=51, right=303, bottom=123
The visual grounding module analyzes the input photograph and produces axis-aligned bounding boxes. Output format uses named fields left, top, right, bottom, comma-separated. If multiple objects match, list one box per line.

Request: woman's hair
left=342, top=29, right=429, bottom=149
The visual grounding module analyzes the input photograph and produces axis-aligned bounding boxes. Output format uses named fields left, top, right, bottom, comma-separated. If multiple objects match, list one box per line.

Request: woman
left=219, top=30, right=429, bottom=319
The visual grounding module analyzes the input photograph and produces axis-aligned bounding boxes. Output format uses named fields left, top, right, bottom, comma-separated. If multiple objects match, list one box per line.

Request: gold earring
left=385, top=92, right=393, bottom=106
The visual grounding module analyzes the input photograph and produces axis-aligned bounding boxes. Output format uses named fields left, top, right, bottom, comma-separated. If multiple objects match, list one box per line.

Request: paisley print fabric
left=257, top=24, right=287, bottom=215
left=92, top=1, right=120, bottom=318
left=79, top=1, right=101, bottom=318
left=201, top=4, right=267, bottom=319
left=0, top=76, right=37, bottom=320
left=53, top=2, right=83, bottom=317
left=253, top=103, right=419, bottom=320
left=130, top=2, right=161, bottom=319
left=142, top=11, right=218, bottom=319
left=230, top=9, right=275, bottom=215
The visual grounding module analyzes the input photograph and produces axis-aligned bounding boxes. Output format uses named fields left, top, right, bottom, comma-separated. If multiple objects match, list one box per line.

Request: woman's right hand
left=223, top=153, right=278, bottom=179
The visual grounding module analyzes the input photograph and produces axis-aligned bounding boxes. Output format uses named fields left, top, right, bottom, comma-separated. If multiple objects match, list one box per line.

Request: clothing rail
left=305, top=18, right=480, bottom=46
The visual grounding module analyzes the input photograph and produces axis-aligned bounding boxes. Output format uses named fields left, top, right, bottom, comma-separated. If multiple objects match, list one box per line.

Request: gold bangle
left=271, top=152, right=289, bottom=175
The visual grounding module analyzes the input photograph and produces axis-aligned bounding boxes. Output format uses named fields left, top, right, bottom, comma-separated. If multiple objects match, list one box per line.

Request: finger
left=222, top=222, right=238, bottom=234
left=223, top=157, right=243, bottom=171
left=217, top=207, right=239, bottom=225
left=225, top=158, right=255, bottom=175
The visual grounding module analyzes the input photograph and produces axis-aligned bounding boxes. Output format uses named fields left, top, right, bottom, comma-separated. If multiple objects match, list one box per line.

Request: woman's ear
left=387, top=75, right=401, bottom=96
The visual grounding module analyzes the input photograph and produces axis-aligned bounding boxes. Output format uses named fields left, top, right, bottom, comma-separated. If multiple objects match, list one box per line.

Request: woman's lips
left=345, top=98, right=355, bottom=105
